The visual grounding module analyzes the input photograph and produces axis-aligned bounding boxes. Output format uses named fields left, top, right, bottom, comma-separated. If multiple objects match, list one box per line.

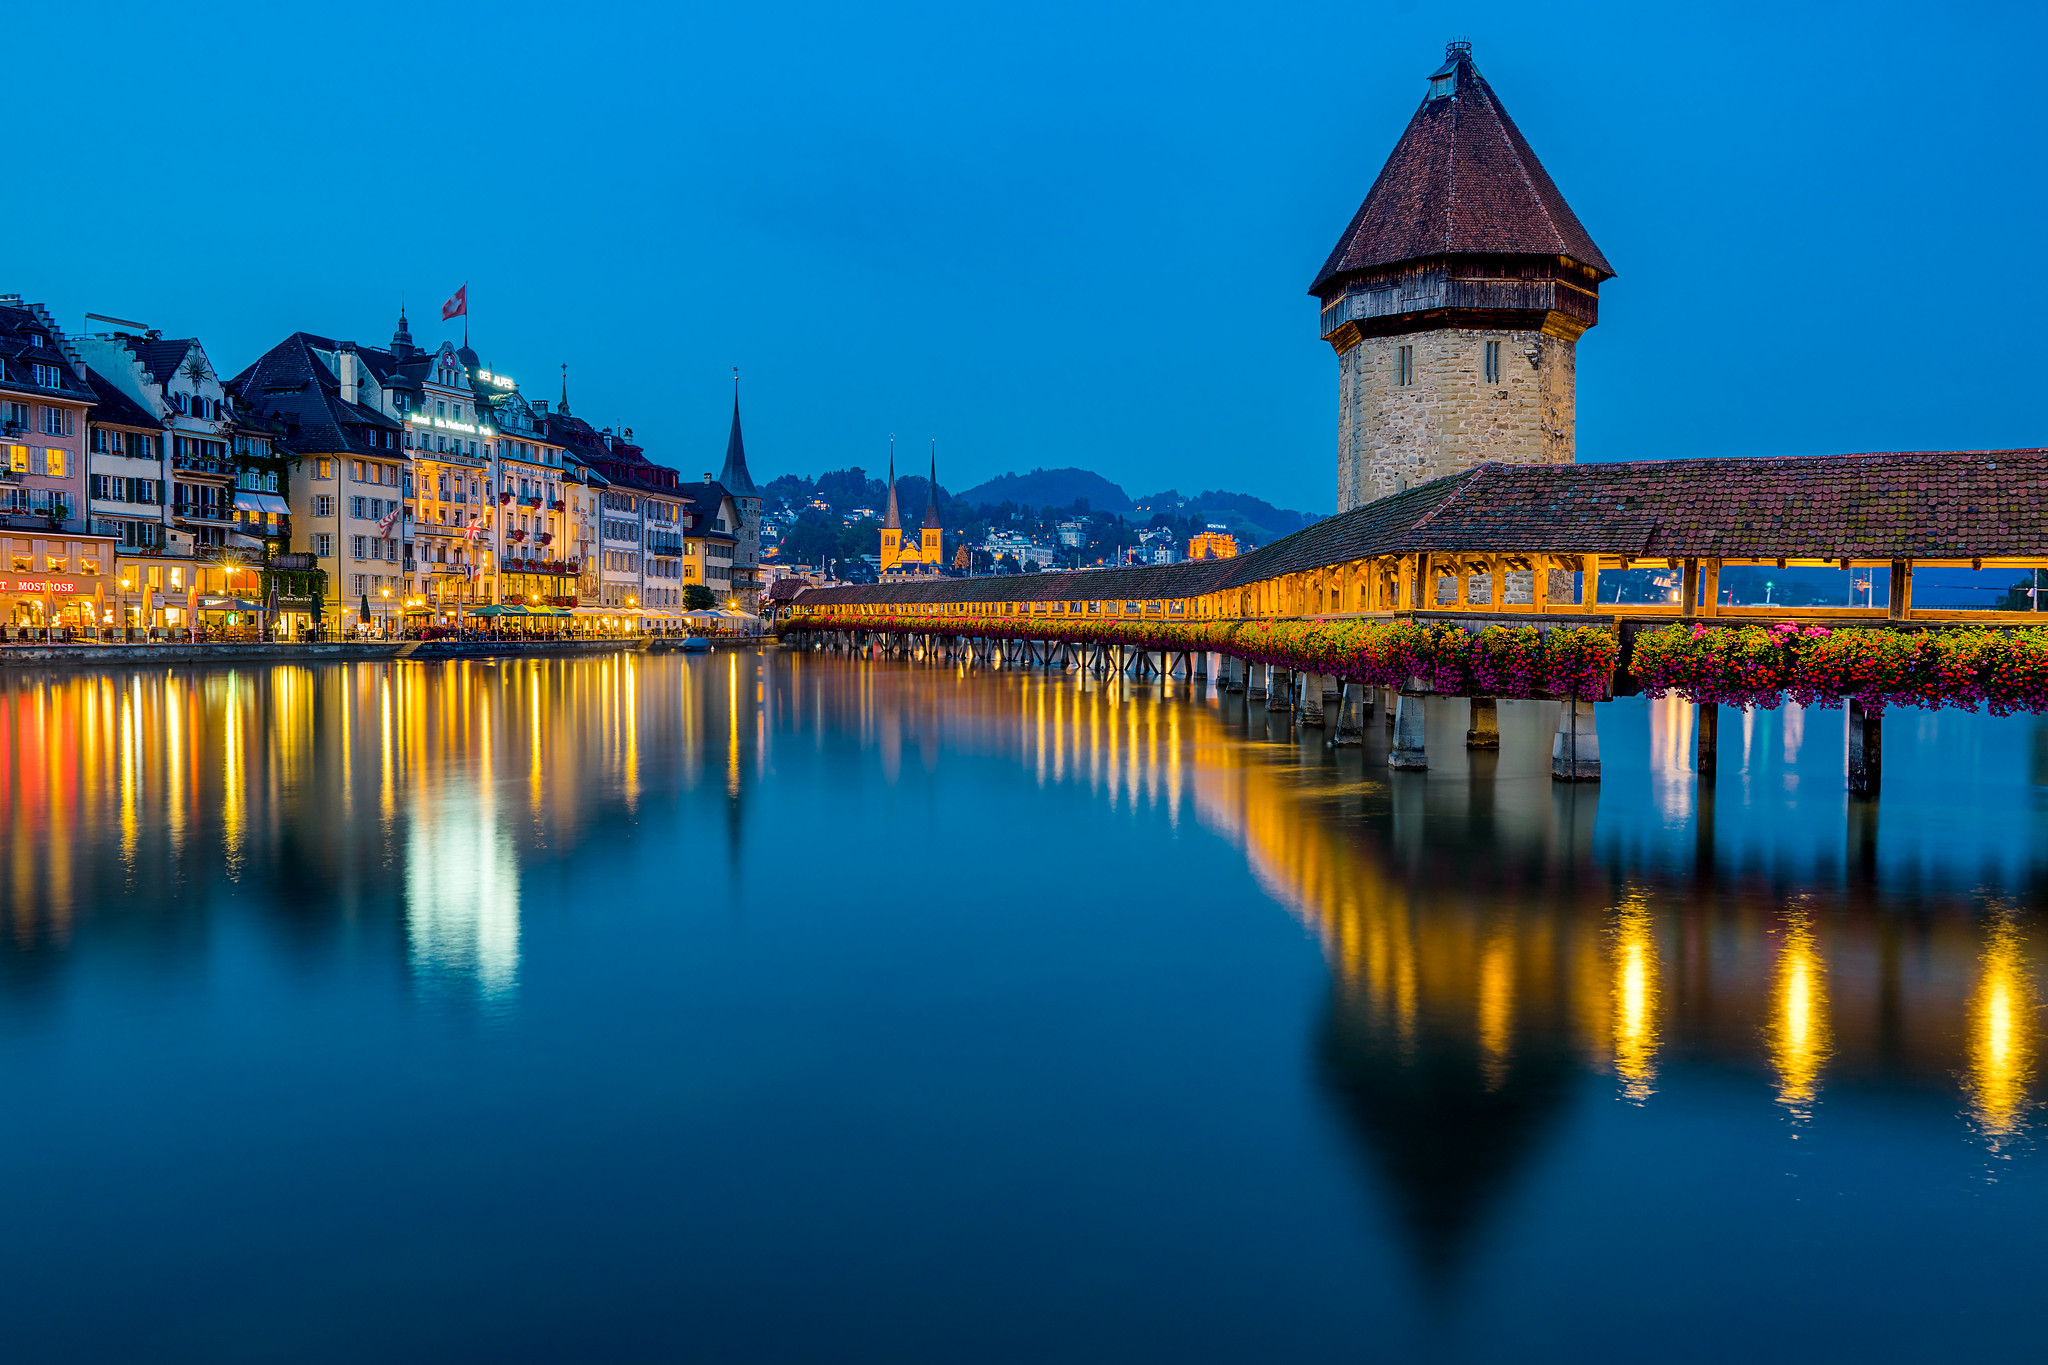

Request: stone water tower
left=1313, top=42, right=1614, bottom=510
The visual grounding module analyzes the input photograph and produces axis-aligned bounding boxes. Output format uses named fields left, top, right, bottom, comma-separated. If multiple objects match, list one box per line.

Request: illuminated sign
left=476, top=370, right=516, bottom=389
left=409, top=416, right=495, bottom=437
left=7, top=578, right=79, bottom=594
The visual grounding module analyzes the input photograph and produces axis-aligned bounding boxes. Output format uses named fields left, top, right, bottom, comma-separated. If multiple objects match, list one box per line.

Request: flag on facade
left=441, top=285, right=467, bottom=321
left=377, top=505, right=401, bottom=536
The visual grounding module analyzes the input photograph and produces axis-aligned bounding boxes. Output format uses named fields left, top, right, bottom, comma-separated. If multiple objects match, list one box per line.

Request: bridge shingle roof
left=1403, top=451, right=2048, bottom=561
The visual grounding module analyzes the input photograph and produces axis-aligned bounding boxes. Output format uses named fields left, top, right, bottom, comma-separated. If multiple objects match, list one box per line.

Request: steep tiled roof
left=1400, top=452, right=2048, bottom=561
left=0, top=305, right=96, bottom=405
left=1310, top=44, right=1612, bottom=296
left=228, top=334, right=403, bottom=457
left=83, top=368, right=163, bottom=430
left=114, top=335, right=199, bottom=389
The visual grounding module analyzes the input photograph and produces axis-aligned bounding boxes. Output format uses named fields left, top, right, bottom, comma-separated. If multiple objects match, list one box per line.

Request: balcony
left=550, top=499, right=566, bottom=512
left=170, top=456, right=233, bottom=478
left=501, top=557, right=578, bottom=577
left=173, top=504, right=234, bottom=524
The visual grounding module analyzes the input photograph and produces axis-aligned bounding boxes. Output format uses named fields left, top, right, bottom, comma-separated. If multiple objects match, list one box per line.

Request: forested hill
left=761, top=466, right=1322, bottom=546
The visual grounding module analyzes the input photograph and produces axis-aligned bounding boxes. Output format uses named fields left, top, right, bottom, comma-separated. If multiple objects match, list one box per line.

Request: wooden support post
left=1552, top=697, right=1601, bottom=781
left=1888, top=561, right=1911, bottom=620
left=1582, top=559, right=1603, bottom=613
left=1680, top=559, right=1699, bottom=618
left=1466, top=696, right=1499, bottom=749
left=1697, top=702, right=1718, bottom=777
left=1848, top=697, right=1882, bottom=797
left=1247, top=663, right=1268, bottom=700
left=1389, top=689, right=1427, bottom=769
left=1700, top=559, right=1721, bottom=617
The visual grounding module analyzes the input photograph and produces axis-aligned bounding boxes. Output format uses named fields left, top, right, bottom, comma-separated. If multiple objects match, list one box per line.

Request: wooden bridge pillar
left=1466, top=696, right=1500, bottom=749
left=1332, top=683, right=1364, bottom=746
left=1247, top=663, right=1268, bottom=700
left=1389, top=689, right=1427, bottom=770
left=1697, top=703, right=1718, bottom=778
left=1552, top=698, right=1601, bottom=781
left=1382, top=687, right=1397, bottom=728
left=1223, top=656, right=1244, bottom=693
left=1848, top=697, right=1882, bottom=797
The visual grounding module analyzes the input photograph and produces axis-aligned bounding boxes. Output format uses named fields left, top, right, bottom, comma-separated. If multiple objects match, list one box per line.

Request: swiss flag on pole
left=441, top=285, right=467, bottom=321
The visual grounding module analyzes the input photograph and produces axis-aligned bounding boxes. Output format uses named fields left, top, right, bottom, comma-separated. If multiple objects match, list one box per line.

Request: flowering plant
left=784, top=612, right=1618, bottom=700
left=1629, top=621, right=2048, bottom=714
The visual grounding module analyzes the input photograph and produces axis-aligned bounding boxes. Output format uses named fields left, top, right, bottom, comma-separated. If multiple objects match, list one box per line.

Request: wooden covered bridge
left=786, top=450, right=2048, bottom=793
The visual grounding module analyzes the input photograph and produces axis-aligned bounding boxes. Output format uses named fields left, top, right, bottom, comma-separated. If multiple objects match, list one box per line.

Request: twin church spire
left=878, top=437, right=945, bottom=576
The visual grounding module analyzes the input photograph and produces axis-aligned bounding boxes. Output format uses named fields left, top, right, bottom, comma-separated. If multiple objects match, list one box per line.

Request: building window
left=1484, top=340, right=1500, bottom=384
left=44, top=448, right=66, bottom=477
left=353, top=575, right=366, bottom=597
left=1397, top=345, right=1414, bottom=387
left=317, top=458, right=334, bottom=480
left=352, top=535, right=366, bottom=560
left=314, top=495, right=335, bottom=518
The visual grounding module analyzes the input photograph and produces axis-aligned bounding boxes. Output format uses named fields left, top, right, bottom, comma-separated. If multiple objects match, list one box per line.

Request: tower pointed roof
left=1310, top=42, right=1613, bottom=299
left=921, top=440, right=942, bottom=531
left=719, top=375, right=758, bottom=497
left=882, top=440, right=901, bottom=530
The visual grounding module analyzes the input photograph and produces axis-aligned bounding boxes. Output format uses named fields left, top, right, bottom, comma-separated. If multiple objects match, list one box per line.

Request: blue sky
left=13, top=1, right=2043, bottom=511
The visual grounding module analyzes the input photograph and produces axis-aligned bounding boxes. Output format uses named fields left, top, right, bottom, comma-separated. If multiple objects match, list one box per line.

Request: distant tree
left=682, top=584, right=717, bottom=611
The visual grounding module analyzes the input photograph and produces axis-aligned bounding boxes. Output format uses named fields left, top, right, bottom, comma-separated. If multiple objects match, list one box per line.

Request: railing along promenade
left=786, top=452, right=2048, bottom=795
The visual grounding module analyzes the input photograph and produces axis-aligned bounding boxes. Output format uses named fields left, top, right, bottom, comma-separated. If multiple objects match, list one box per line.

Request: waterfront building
left=73, top=330, right=246, bottom=570
left=1188, top=529, right=1238, bottom=560
left=81, top=370, right=168, bottom=630
left=716, top=391, right=762, bottom=612
left=0, top=298, right=108, bottom=633
left=362, top=313, right=491, bottom=621
left=570, top=421, right=690, bottom=627
left=229, top=330, right=409, bottom=631
left=476, top=370, right=575, bottom=616
left=1313, top=42, right=1612, bottom=510
left=677, top=479, right=741, bottom=607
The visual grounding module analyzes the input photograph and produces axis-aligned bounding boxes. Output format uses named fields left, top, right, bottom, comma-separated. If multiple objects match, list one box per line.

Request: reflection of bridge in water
left=775, top=651, right=2045, bottom=1274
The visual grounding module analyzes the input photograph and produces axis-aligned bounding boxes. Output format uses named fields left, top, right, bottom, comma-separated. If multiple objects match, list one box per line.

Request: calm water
left=1, top=650, right=2044, bottom=1362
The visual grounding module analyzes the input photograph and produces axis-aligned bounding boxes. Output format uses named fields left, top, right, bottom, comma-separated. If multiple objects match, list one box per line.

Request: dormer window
left=1427, top=62, right=1457, bottom=100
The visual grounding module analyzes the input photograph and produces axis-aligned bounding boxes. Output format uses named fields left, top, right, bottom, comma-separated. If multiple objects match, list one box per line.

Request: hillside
left=952, top=467, right=1133, bottom=516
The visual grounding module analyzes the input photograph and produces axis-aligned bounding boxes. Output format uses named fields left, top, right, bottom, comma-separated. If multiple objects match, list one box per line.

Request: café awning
left=233, top=492, right=291, bottom=516
left=197, top=596, right=263, bottom=611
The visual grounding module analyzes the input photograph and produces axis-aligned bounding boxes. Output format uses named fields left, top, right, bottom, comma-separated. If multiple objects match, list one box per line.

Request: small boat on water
left=678, top=636, right=713, bottom=653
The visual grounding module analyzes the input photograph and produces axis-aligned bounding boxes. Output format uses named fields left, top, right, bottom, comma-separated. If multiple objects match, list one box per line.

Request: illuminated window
left=7, top=445, right=26, bottom=473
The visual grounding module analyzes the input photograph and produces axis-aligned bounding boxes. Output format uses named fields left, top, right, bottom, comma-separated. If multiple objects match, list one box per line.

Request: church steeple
left=559, top=362, right=570, bottom=417
left=921, top=440, right=942, bottom=530
left=879, top=437, right=904, bottom=573
left=882, top=438, right=901, bottom=530
left=718, top=369, right=758, bottom=497
left=391, top=304, right=415, bottom=359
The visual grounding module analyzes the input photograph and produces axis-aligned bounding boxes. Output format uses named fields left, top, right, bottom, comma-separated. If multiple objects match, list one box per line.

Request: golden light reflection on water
left=1768, top=906, right=1832, bottom=1119
left=1968, top=908, right=2037, bottom=1147
left=1610, top=895, right=1661, bottom=1103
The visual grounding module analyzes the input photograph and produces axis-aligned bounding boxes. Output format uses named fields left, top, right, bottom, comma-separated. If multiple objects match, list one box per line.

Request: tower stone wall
left=1335, top=327, right=1576, bottom=511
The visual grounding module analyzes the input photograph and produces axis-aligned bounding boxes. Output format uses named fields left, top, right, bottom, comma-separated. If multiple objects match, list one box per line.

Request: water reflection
left=0, top=649, right=2043, bottom=1304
